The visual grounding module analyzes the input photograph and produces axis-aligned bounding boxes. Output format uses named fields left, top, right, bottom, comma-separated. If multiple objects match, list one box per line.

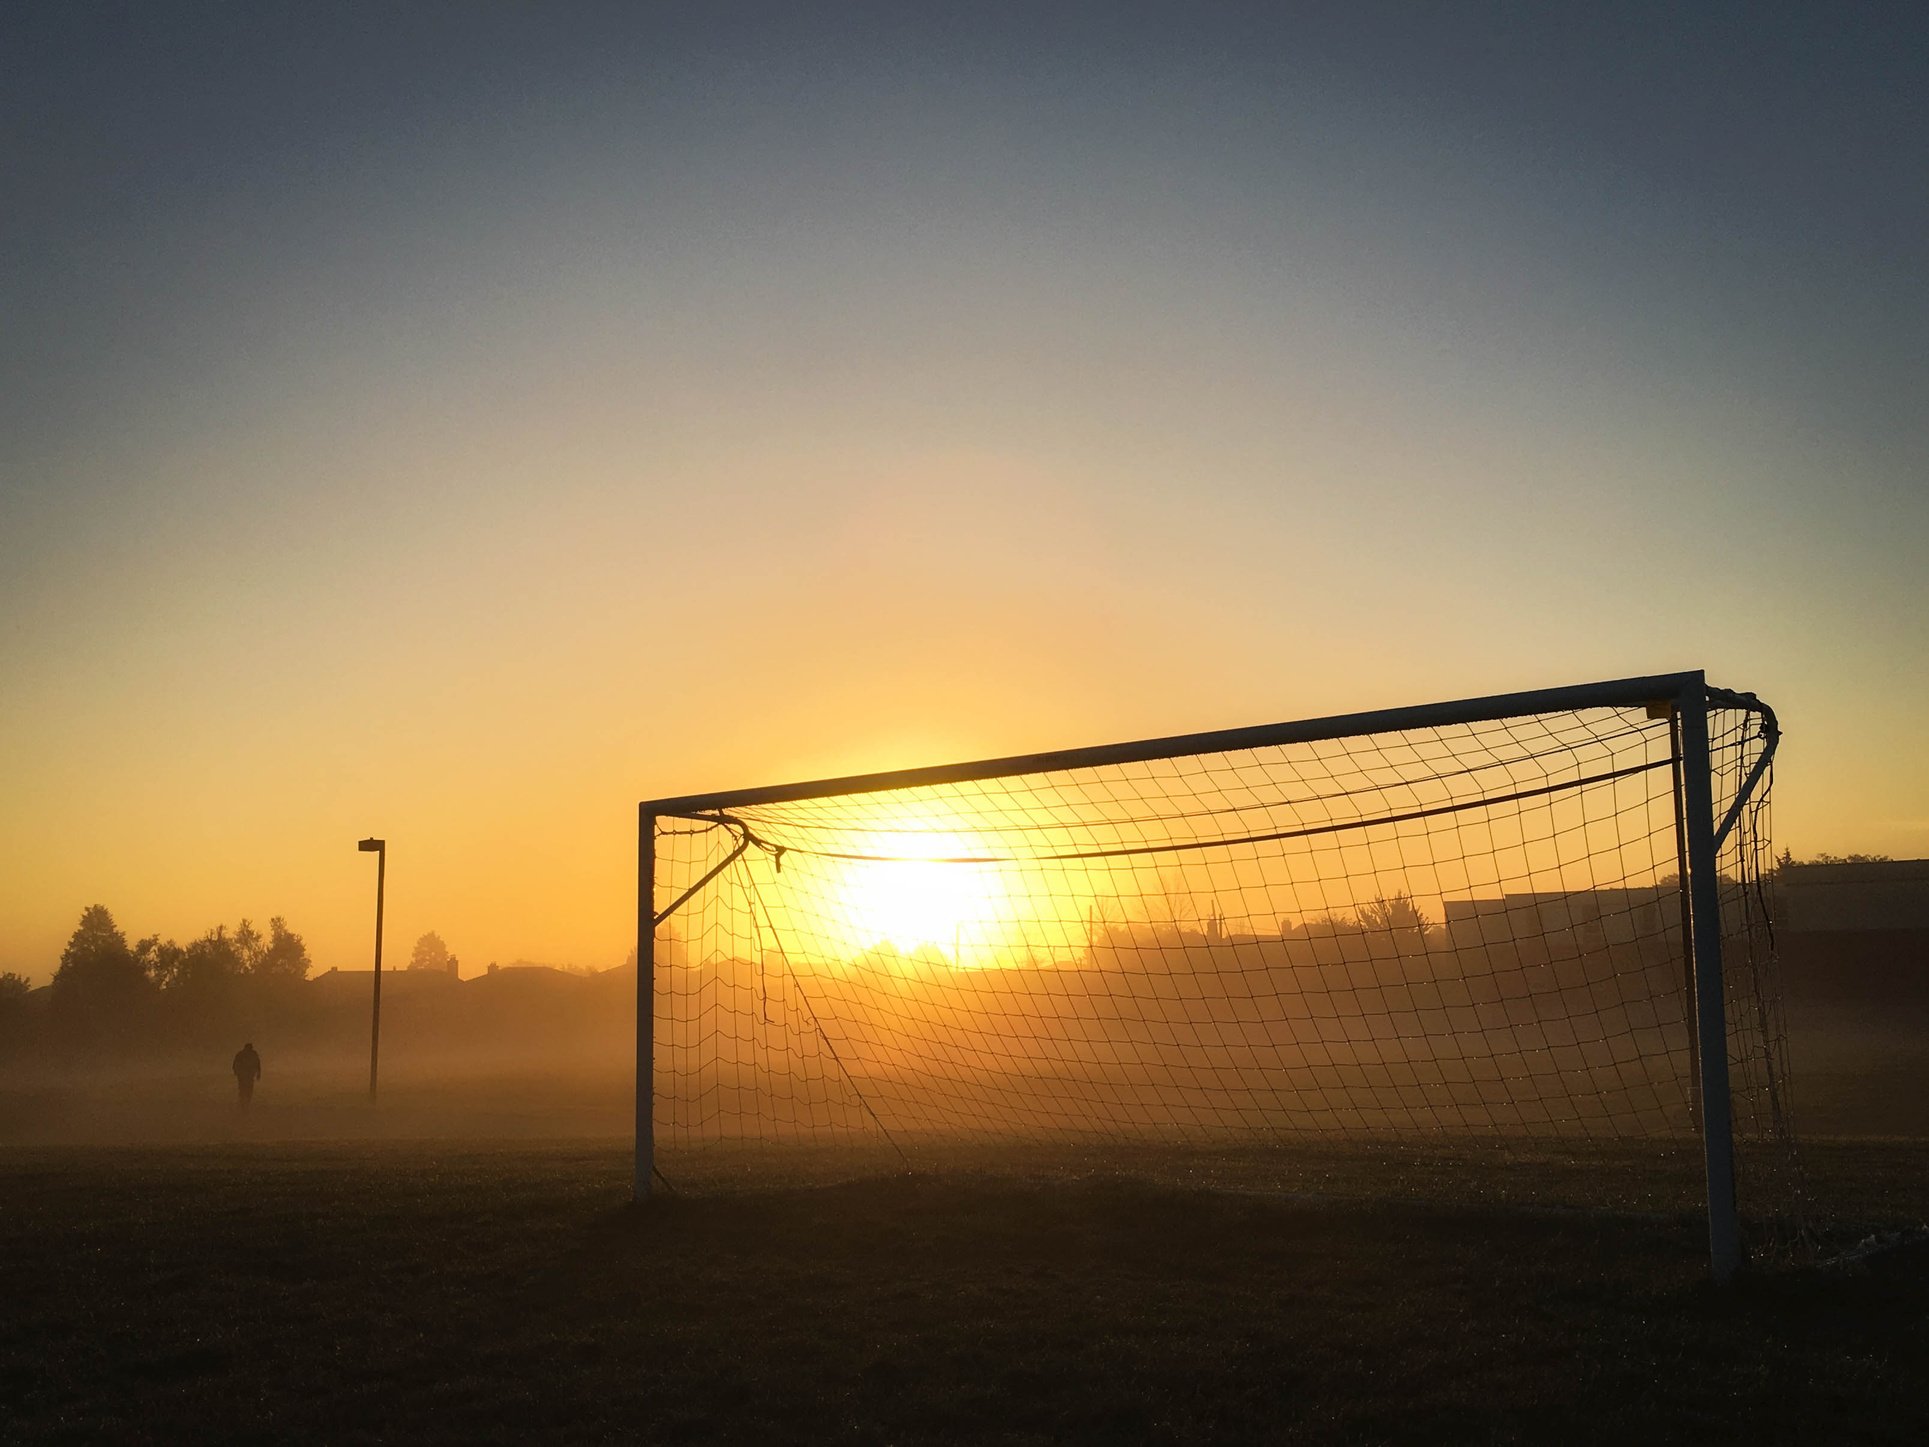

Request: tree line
left=0, top=905, right=314, bottom=1052
left=0, top=906, right=620, bottom=1068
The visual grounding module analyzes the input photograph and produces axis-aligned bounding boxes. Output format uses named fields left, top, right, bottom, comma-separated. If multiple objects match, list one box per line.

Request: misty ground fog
left=3, top=928, right=1924, bottom=1150
left=0, top=963, right=637, bottom=1146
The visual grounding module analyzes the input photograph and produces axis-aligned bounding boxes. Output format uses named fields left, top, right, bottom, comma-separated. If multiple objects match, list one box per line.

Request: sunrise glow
left=840, top=859, right=985, bottom=957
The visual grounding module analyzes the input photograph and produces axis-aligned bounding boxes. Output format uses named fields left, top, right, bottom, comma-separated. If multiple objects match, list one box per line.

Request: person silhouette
left=233, top=1042, right=262, bottom=1108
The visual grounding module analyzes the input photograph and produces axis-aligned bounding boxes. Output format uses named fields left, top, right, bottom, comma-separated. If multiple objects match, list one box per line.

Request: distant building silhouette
left=1778, top=859, right=1929, bottom=933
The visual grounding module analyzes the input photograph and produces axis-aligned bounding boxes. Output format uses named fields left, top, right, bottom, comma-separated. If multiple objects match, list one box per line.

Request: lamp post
left=358, top=837, right=386, bottom=1101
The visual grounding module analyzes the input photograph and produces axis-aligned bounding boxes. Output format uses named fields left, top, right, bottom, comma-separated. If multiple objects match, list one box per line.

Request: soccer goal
left=635, top=671, right=1797, bottom=1279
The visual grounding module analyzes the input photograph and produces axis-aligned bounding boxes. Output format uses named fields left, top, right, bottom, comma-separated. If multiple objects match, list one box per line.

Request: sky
left=4, top=2, right=1926, bottom=983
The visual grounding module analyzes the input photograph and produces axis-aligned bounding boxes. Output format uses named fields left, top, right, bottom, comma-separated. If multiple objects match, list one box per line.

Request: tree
left=252, top=917, right=311, bottom=980
left=132, top=934, right=185, bottom=987
left=169, top=926, right=245, bottom=994
left=1780, top=850, right=1891, bottom=867
left=50, top=904, right=152, bottom=1037
left=1356, top=893, right=1432, bottom=939
left=57, top=905, right=129, bottom=975
left=0, top=971, right=32, bottom=1046
left=138, top=924, right=247, bottom=1047
left=409, top=931, right=452, bottom=973
left=232, top=919, right=265, bottom=972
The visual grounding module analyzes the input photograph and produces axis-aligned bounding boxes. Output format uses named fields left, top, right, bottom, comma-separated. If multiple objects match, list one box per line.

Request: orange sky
left=4, top=8, right=1925, bottom=983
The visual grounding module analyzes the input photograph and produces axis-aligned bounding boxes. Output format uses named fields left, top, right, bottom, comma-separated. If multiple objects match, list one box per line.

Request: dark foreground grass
left=3, top=1142, right=1926, bottom=1445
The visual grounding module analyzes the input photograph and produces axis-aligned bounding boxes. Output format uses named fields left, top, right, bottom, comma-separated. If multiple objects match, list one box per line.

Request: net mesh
left=1709, top=705, right=1808, bottom=1255
left=650, top=693, right=1800, bottom=1251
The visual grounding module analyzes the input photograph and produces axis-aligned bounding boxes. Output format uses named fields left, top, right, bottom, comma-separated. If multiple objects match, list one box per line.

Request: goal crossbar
left=642, top=671, right=1731, bottom=817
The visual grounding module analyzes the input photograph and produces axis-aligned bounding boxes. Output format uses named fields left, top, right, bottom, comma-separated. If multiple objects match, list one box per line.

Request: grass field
left=4, top=1139, right=1927, bottom=1444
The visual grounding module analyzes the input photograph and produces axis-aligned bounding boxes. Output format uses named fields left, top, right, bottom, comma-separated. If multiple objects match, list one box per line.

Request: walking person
left=233, top=1041, right=262, bottom=1109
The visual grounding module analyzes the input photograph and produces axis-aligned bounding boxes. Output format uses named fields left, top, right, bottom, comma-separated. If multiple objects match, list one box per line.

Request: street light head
left=358, top=838, right=384, bottom=852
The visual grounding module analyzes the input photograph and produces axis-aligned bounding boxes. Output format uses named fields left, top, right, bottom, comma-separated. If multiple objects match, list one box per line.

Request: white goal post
left=635, top=670, right=1794, bottom=1280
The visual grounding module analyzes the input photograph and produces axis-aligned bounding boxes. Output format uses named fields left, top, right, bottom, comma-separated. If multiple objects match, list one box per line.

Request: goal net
left=640, top=672, right=1799, bottom=1269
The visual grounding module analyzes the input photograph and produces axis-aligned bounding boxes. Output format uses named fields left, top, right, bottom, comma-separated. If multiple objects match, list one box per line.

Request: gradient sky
left=5, top=2, right=1925, bottom=983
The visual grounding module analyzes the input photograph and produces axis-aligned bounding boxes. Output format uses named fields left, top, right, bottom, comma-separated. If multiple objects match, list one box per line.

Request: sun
left=835, top=846, right=1001, bottom=960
